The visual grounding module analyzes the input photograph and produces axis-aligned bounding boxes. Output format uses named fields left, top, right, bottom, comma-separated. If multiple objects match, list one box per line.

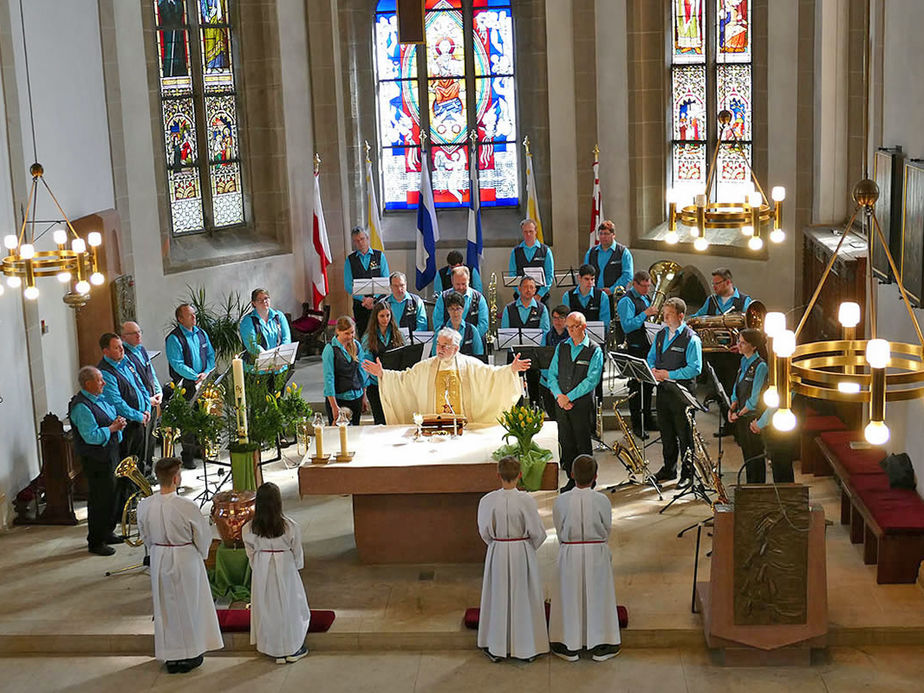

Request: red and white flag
left=589, top=150, right=603, bottom=249
left=309, top=168, right=333, bottom=309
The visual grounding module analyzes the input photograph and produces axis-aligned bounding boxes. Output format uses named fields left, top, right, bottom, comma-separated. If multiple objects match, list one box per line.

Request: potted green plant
left=224, top=373, right=291, bottom=490
left=158, top=383, right=194, bottom=457
left=277, top=382, right=314, bottom=438
left=492, top=404, right=553, bottom=491
left=183, top=285, right=246, bottom=366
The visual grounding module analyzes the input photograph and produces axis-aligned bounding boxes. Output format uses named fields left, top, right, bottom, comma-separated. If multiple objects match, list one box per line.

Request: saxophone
left=612, top=395, right=652, bottom=479
left=115, top=456, right=153, bottom=547
left=684, top=408, right=729, bottom=507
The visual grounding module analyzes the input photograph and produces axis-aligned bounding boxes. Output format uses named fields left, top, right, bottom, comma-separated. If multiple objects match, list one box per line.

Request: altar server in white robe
left=362, top=327, right=530, bottom=424
left=242, top=482, right=310, bottom=663
left=548, top=455, right=621, bottom=662
left=477, top=456, right=549, bottom=662
left=137, top=457, right=222, bottom=674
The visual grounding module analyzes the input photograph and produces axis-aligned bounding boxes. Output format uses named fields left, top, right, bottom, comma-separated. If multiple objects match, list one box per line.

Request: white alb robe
left=242, top=516, right=310, bottom=657
left=378, top=353, right=523, bottom=424
left=477, top=488, right=549, bottom=659
left=137, top=492, right=223, bottom=662
left=548, top=487, right=621, bottom=649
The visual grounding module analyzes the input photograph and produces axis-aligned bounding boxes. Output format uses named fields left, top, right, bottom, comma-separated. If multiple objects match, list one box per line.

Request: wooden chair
left=289, top=303, right=331, bottom=358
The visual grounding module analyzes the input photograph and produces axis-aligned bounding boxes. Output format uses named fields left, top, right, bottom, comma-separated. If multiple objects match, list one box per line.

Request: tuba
left=647, top=260, right=683, bottom=323
left=115, top=456, right=153, bottom=547
left=687, top=299, right=766, bottom=352
left=684, top=408, right=729, bottom=508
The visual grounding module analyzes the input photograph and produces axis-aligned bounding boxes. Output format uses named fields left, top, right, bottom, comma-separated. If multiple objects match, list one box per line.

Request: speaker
left=397, top=0, right=425, bottom=45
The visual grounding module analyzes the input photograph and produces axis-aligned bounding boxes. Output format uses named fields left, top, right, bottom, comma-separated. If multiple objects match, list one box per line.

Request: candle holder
left=335, top=408, right=355, bottom=462
left=310, top=412, right=331, bottom=464
left=413, top=413, right=424, bottom=441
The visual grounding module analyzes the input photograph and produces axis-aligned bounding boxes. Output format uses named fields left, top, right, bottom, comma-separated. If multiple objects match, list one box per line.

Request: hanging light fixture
left=770, top=2, right=924, bottom=444
left=666, top=110, right=785, bottom=251
left=0, top=1, right=104, bottom=308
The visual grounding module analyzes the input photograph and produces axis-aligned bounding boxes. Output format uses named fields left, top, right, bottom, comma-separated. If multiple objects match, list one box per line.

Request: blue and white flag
left=415, top=149, right=440, bottom=291
left=466, top=140, right=483, bottom=273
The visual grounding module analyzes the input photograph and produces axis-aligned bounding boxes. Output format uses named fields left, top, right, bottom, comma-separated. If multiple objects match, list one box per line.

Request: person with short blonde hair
left=321, top=316, right=368, bottom=425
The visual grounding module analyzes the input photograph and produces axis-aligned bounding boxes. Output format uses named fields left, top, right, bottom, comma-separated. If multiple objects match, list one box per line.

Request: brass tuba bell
left=114, top=456, right=153, bottom=547
left=687, top=299, right=767, bottom=352
left=647, top=260, right=684, bottom=323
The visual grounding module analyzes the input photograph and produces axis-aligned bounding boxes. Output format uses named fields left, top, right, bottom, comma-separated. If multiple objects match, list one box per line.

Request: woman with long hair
left=242, top=482, right=310, bottom=663
left=320, top=316, right=367, bottom=425
left=362, top=302, right=404, bottom=424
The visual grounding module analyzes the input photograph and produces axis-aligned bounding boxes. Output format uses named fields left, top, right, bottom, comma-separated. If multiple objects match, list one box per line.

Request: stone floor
left=2, top=357, right=924, bottom=686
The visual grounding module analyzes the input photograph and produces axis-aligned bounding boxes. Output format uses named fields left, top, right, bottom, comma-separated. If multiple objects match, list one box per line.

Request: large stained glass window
left=670, top=0, right=752, bottom=205
left=154, top=0, right=245, bottom=235
left=374, top=0, right=519, bottom=211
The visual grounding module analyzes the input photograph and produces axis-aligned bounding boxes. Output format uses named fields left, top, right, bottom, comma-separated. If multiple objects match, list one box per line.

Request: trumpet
left=684, top=407, right=729, bottom=508
left=114, top=456, right=153, bottom=547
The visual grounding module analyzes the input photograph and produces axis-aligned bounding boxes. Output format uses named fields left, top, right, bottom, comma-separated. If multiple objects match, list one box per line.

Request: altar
left=298, top=423, right=560, bottom=564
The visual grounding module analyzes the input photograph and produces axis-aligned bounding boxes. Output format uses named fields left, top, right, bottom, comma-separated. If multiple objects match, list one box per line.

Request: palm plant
left=183, top=285, right=246, bottom=365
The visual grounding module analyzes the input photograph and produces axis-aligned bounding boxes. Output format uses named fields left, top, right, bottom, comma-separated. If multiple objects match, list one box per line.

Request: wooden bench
left=816, top=433, right=924, bottom=583
left=799, top=415, right=847, bottom=475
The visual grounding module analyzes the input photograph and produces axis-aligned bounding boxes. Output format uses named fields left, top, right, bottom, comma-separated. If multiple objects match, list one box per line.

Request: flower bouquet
left=493, top=404, right=553, bottom=491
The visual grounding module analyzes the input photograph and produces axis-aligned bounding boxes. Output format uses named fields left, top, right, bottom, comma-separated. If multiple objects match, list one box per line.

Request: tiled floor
left=3, top=646, right=924, bottom=693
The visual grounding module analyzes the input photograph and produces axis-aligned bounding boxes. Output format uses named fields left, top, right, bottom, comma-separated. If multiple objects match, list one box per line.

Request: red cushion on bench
left=855, top=487, right=924, bottom=532
left=803, top=415, right=847, bottom=433
left=819, top=431, right=887, bottom=475
left=216, top=609, right=336, bottom=633
left=849, top=474, right=891, bottom=492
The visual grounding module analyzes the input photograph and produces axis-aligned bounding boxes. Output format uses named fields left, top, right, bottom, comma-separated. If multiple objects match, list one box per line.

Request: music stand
left=352, top=277, right=391, bottom=297
left=554, top=267, right=579, bottom=289
left=496, top=327, right=543, bottom=349
left=706, top=361, right=731, bottom=475
left=501, top=274, right=521, bottom=288
left=505, top=345, right=555, bottom=370
left=658, top=383, right=714, bottom=514
left=585, top=321, right=606, bottom=345
left=379, top=342, right=427, bottom=371
left=523, top=267, right=546, bottom=287
left=254, top=342, right=298, bottom=372
left=398, top=328, right=435, bottom=355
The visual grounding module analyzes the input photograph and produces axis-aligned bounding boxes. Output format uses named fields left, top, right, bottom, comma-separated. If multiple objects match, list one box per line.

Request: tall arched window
left=374, top=0, right=519, bottom=211
left=670, top=0, right=752, bottom=205
left=153, top=0, right=245, bottom=235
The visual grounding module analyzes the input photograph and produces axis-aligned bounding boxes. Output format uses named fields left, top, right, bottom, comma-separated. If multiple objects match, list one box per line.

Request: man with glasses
left=691, top=267, right=752, bottom=436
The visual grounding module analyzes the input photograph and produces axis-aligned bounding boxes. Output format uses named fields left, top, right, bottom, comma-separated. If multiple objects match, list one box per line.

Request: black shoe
left=166, top=661, right=184, bottom=674
left=559, top=479, right=576, bottom=494
left=677, top=475, right=693, bottom=488
left=550, top=642, right=580, bottom=662
left=483, top=648, right=502, bottom=663
left=88, top=543, right=115, bottom=556
left=104, top=533, right=124, bottom=545
left=591, top=644, right=621, bottom=662
left=179, top=655, right=203, bottom=672
left=653, top=467, right=677, bottom=483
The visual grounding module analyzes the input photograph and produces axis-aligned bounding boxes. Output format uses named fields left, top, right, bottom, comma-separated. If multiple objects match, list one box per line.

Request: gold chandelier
left=1, top=163, right=105, bottom=308
left=665, top=109, right=786, bottom=252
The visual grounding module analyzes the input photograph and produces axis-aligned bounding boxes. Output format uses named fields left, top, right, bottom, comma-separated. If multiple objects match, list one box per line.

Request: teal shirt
left=731, top=352, right=768, bottom=413
left=548, top=336, right=604, bottom=401
left=387, top=294, right=428, bottom=332
left=646, top=322, right=703, bottom=381
left=583, top=242, right=633, bottom=292
left=100, top=356, right=150, bottom=423
left=123, top=343, right=161, bottom=396
left=500, top=298, right=551, bottom=334
left=165, top=325, right=215, bottom=380
left=691, top=289, right=753, bottom=318
left=508, top=241, right=555, bottom=298
left=322, top=339, right=367, bottom=399
left=70, top=389, right=122, bottom=446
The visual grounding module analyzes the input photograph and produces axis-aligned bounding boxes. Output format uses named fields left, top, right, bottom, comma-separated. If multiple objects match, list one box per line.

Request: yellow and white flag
left=365, top=153, right=385, bottom=251
left=523, top=137, right=544, bottom=243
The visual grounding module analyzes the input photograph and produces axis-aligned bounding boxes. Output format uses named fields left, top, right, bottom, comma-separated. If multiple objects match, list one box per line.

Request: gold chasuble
left=378, top=354, right=523, bottom=425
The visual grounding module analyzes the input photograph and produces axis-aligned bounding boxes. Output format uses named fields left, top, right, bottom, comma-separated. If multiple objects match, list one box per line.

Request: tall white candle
left=231, top=357, right=248, bottom=442
left=314, top=424, right=324, bottom=457
left=339, top=423, right=348, bottom=455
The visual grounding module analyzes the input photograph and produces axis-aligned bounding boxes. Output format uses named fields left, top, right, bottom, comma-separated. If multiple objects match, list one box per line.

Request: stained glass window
left=669, top=0, right=752, bottom=206
left=374, top=0, right=519, bottom=211
left=153, top=0, right=245, bottom=235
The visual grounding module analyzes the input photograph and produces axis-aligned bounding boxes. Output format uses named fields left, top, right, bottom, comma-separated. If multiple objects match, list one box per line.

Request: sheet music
left=523, top=267, right=546, bottom=287
left=644, top=322, right=661, bottom=346
left=585, top=321, right=606, bottom=344
left=554, top=268, right=579, bottom=288
left=351, top=277, right=391, bottom=295
left=497, top=327, right=543, bottom=348
left=398, top=328, right=435, bottom=355
left=501, top=273, right=521, bottom=288
left=255, top=342, right=298, bottom=371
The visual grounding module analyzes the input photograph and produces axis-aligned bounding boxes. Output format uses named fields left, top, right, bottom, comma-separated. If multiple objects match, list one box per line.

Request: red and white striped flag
left=309, top=166, right=333, bottom=309
left=589, top=147, right=603, bottom=249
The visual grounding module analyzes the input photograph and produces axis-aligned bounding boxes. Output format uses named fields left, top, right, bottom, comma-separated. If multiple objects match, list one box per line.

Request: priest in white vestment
left=476, top=457, right=549, bottom=661
left=361, top=327, right=530, bottom=424
left=548, top=455, right=621, bottom=662
left=137, top=458, right=223, bottom=673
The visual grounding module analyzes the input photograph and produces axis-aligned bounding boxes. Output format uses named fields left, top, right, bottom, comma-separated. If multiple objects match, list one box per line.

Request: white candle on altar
left=231, top=357, right=248, bottom=442
left=314, top=424, right=324, bottom=457
left=339, top=423, right=349, bottom=455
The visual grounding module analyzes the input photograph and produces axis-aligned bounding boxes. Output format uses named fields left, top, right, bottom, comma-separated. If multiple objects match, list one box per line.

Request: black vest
left=364, top=331, right=394, bottom=361
left=454, top=322, right=478, bottom=356
left=734, top=356, right=767, bottom=418
left=622, top=291, right=651, bottom=352
left=243, top=312, right=283, bottom=365
left=565, top=288, right=604, bottom=322
left=124, top=346, right=156, bottom=396
left=654, top=325, right=697, bottom=388
left=555, top=341, right=600, bottom=403
left=97, top=358, right=144, bottom=411
left=441, top=288, right=483, bottom=330
left=348, top=249, right=385, bottom=290
left=544, top=329, right=570, bottom=348
left=68, top=392, right=120, bottom=463
left=504, top=300, right=545, bottom=329
left=394, top=294, right=423, bottom=330
left=332, top=342, right=365, bottom=396
left=513, top=244, right=549, bottom=275
left=167, top=326, right=210, bottom=384
left=438, top=265, right=476, bottom=291
left=704, top=292, right=749, bottom=315
left=587, top=243, right=626, bottom=287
